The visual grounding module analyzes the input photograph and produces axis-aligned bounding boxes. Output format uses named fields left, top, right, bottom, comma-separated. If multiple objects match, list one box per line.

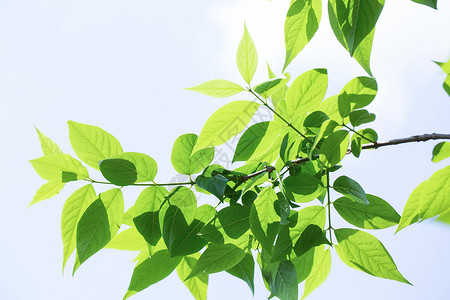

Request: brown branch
left=361, top=133, right=450, bottom=150
left=242, top=165, right=275, bottom=182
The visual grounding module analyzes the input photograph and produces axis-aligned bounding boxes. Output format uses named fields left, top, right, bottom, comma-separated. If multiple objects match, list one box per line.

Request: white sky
left=1, top=0, right=450, bottom=299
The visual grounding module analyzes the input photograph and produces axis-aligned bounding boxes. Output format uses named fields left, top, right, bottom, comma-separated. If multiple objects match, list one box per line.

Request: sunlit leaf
left=177, top=253, right=208, bottom=300
left=105, top=227, right=147, bottom=251
left=193, top=101, right=260, bottom=153
left=335, top=228, right=410, bottom=284
left=159, top=186, right=197, bottom=228
left=411, top=0, right=437, bottom=9
left=171, top=133, right=214, bottom=175
left=237, top=24, right=258, bottom=84
left=293, top=224, right=330, bottom=257
left=270, top=260, right=298, bottom=300
left=226, top=253, right=255, bottom=294
left=302, top=245, right=331, bottom=299
left=196, top=174, right=228, bottom=200
left=233, top=122, right=270, bottom=163
left=289, top=206, right=326, bottom=245
left=186, top=79, right=244, bottom=98
left=29, top=181, right=65, bottom=206
left=35, top=127, right=63, bottom=155
left=319, top=130, right=350, bottom=167
left=68, top=121, right=123, bottom=170
left=254, top=76, right=290, bottom=99
left=432, top=142, right=450, bottom=163
left=338, top=77, right=378, bottom=119
left=30, top=154, right=89, bottom=182
left=99, top=152, right=157, bottom=186
left=333, top=175, right=368, bottom=204
left=217, top=204, right=250, bottom=239
left=349, top=109, right=376, bottom=127
left=272, top=225, right=292, bottom=262
left=284, top=173, right=324, bottom=203
left=291, top=247, right=315, bottom=284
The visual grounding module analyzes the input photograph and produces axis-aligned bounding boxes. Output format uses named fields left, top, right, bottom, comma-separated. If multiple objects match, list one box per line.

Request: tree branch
left=361, top=133, right=450, bottom=150
left=241, top=165, right=275, bottom=182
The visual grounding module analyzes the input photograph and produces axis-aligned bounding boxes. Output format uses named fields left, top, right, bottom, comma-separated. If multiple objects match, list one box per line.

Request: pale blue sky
left=1, top=0, right=450, bottom=299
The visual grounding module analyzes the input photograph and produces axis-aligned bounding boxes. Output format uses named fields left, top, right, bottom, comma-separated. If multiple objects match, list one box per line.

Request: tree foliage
left=30, top=1, right=449, bottom=299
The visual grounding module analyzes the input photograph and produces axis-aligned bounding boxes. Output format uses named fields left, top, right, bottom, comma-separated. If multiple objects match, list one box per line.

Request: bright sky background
left=1, top=0, right=450, bottom=299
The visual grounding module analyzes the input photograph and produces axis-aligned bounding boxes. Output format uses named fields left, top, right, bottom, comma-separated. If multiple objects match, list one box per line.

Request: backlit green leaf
left=233, top=122, right=270, bottom=163
left=134, top=211, right=161, bottom=246
left=163, top=205, right=190, bottom=254
left=302, top=245, right=331, bottom=299
left=397, top=166, right=450, bottom=232
left=289, top=206, right=326, bottom=245
left=171, top=133, right=214, bottom=175
left=254, top=76, right=290, bottom=99
left=76, top=188, right=124, bottom=268
left=218, top=204, right=250, bottom=239
left=30, top=154, right=89, bottom=182
left=283, top=0, right=322, bottom=71
left=226, top=253, right=255, bottom=294
left=187, top=243, right=246, bottom=279
left=237, top=24, right=258, bottom=84
left=411, top=0, right=437, bottom=9
left=270, top=260, right=298, bottom=300
left=68, top=121, right=123, bottom=170
left=338, top=77, right=378, bottom=119
left=335, top=228, right=410, bottom=284
left=291, top=247, right=315, bottom=284
left=186, top=79, right=244, bottom=98
left=293, top=224, right=330, bottom=257
left=29, top=181, right=65, bottom=206
left=319, top=130, right=350, bottom=167
left=432, top=142, right=450, bottom=163
left=272, top=225, right=292, bottom=262
left=124, top=250, right=182, bottom=299
left=177, top=253, right=208, bottom=300
left=193, top=101, right=260, bottom=153
left=105, top=227, right=147, bottom=251
left=159, top=186, right=197, bottom=228
left=349, top=109, right=376, bottom=127
left=35, top=127, right=63, bottom=155
left=333, top=175, right=368, bottom=204
left=286, top=69, right=328, bottom=127
left=196, top=174, right=228, bottom=200
left=61, top=184, right=96, bottom=270
left=328, top=0, right=385, bottom=75
left=284, top=173, right=324, bottom=203
left=99, top=152, right=157, bottom=186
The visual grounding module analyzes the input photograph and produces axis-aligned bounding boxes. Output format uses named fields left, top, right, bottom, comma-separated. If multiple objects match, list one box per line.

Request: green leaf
left=217, top=204, right=250, bottom=239
left=226, top=253, right=255, bottom=295
left=397, top=166, right=450, bottom=232
left=68, top=121, right=123, bottom=170
left=159, top=186, right=197, bottom=227
left=410, top=0, right=437, bottom=9
left=289, top=206, right=326, bottom=245
left=349, top=109, right=376, bottom=127
left=233, top=122, right=270, bottom=163
left=302, top=245, right=331, bottom=299
left=134, top=211, right=161, bottom=246
left=186, top=79, right=244, bottom=98
left=254, top=76, right=290, bottom=99
left=187, top=243, right=246, bottom=279
left=128, top=186, right=167, bottom=218
left=76, top=188, right=124, bottom=268
left=177, top=254, right=208, bottom=300
left=249, top=188, right=280, bottom=253
left=35, top=127, right=63, bottom=155
left=236, top=24, right=258, bottom=84
left=29, top=181, right=65, bottom=206
left=432, top=142, right=450, bottom=163
left=334, top=195, right=400, bottom=229
left=99, top=152, right=157, bottom=186
left=272, top=225, right=292, bottom=262
left=335, top=228, right=410, bottom=284
left=105, top=228, right=147, bottom=251
left=328, top=0, right=385, bottom=75
left=30, top=154, right=89, bottom=182
left=283, top=0, right=322, bottom=71
left=193, top=101, right=260, bottom=153
left=356, top=128, right=378, bottom=144
left=350, top=134, right=362, bottom=158
left=196, top=174, right=228, bottom=200
left=291, top=247, right=315, bottom=284
left=270, top=260, right=298, bottom=300
left=444, top=75, right=450, bottom=96
left=293, top=224, right=330, bottom=257
left=338, top=77, right=378, bottom=119
left=163, top=205, right=190, bottom=254
left=319, top=130, right=350, bottom=167
left=333, top=175, right=368, bottom=204
left=284, top=173, right=324, bottom=203
left=124, top=250, right=182, bottom=299
left=285, top=69, right=328, bottom=127
left=171, top=133, right=214, bottom=175
left=61, top=184, right=96, bottom=270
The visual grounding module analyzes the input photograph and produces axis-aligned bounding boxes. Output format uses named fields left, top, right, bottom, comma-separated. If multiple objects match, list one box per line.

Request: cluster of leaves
left=29, top=0, right=449, bottom=299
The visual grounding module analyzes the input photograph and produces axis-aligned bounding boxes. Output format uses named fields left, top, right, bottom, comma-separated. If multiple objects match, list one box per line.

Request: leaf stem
left=326, top=170, right=333, bottom=245
left=343, top=124, right=377, bottom=144
left=84, top=179, right=195, bottom=187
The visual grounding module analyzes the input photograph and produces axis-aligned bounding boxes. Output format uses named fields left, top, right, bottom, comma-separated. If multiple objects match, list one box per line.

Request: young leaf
left=186, top=79, right=244, bottom=98
left=338, top=77, right=378, bottom=119
left=289, top=206, right=326, bottom=245
left=128, top=186, right=167, bottom=217
left=302, top=245, right=331, bottom=299
left=236, top=24, right=258, bottom=84
left=35, top=127, right=63, bottom=155
left=30, top=154, right=89, bottom=182
left=334, top=195, right=400, bottom=229
left=319, top=130, right=350, bottom=167
left=351, top=135, right=362, bottom=158
left=233, top=121, right=270, bottom=163
left=76, top=188, right=124, bottom=268
left=29, top=181, right=65, bottom=206
left=226, top=253, right=255, bottom=295
left=333, top=175, right=368, bottom=204
left=335, top=228, right=410, bottom=284
left=284, top=173, right=324, bottom=203
left=291, top=247, right=315, bottom=284
left=177, top=254, right=208, bottom=300
left=159, top=186, right=197, bottom=227
left=68, top=121, right=123, bottom=170
left=293, top=224, right=330, bottom=257
left=171, top=133, right=214, bottom=175
left=432, top=142, right=450, bottom=163
left=349, top=109, right=376, bottom=127
left=397, top=166, right=450, bottom=232
left=99, top=152, right=157, bottom=186
left=285, top=69, right=328, bottom=127
left=187, top=243, right=246, bottom=279
left=195, top=174, right=228, bottom=200
left=254, top=77, right=290, bottom=99
left=270, top=260, right=298, bottom=300
left=193, top=101, right=260, bottom=153
left=410, top=0, right=437, bottom=9
left=124, top=250, right=182, bottom=299
left=217, top=204, right=250, bottom=239
left=328, top=0, right=385, bottom=75
left=61, top=184, right=96, bottom=270
left=283, top=0, right=322, bottom=71
left=105, top=228, right=147, bottom=251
